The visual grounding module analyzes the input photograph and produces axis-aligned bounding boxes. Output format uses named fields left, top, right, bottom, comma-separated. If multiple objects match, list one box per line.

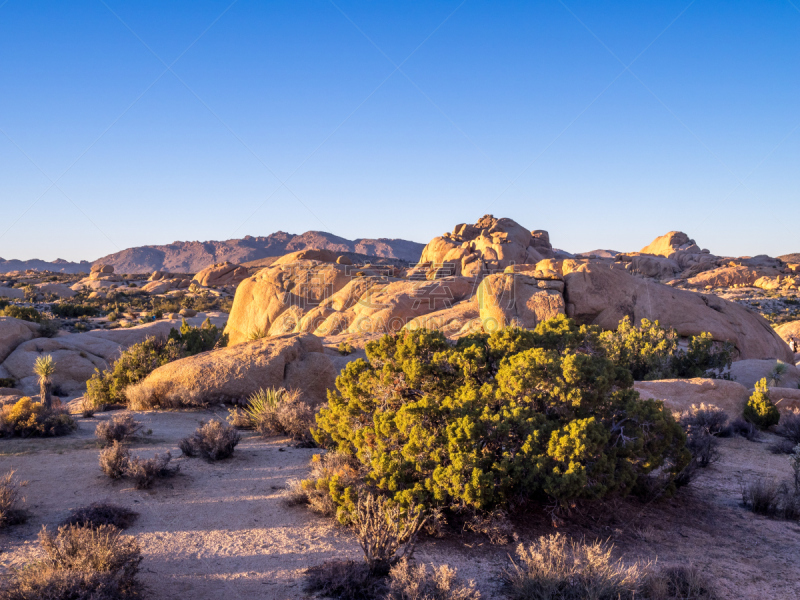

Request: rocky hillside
left=0, top=258, right=91, bottom=274
left=92, top=231, right=425, bottom=273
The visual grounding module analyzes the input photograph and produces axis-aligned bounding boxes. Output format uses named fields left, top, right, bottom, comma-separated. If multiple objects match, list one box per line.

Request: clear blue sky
left=1, top=0, right=798, bottom=262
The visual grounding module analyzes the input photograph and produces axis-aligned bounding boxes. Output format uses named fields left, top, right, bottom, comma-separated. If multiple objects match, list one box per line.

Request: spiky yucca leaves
left=33, top=355, right=55, bottom=409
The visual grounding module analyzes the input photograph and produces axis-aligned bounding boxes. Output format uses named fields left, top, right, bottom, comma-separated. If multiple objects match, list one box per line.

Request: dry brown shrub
left=386, top=558, right=480, bottom=600
left=0, top=524, right=141, bottom=600
left=99, top=442, right=130, bottom=479
left=0, top=470, right=28, bottom=528
left=125, top=380, right=181, bottom=410
left=254, top=389, right=315, bottom=443
left=643, top=566, right=718, bottom=600
left=179, top=420, right=240, bottom=461
left=293, top=452, right=362, bottom=517
left=354, top=493, right=427, bottom=575
left=124, top=452, right=176, bottom=489
left=60, top=503, right=138, bottom=530
left=304, top=559, right=385, bottom=600
left=465, top=509, right=517, bottom=545
left=503, top=534, right=646, bottom=600
left=95, top=414, right=142, bottom=446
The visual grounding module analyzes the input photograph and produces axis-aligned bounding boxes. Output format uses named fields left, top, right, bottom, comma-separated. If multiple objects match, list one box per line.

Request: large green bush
left=600, top=316, right=733, bottom=381
left=51, top=302, right=99, bottom=319
left=312, top=316, right=689, bottom=520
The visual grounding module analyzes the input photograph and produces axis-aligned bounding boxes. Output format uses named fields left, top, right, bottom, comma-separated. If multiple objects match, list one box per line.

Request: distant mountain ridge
left=0, top=257, right=91, bottom=274
left=91, top=231, right=425, bottom=273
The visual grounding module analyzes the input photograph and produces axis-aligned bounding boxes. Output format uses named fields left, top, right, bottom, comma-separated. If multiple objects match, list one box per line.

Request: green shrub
left=743, top=378, right=780, bottom=429
left=51, top=303, right=98, bottom=319
left=312, top=317, right=689, bottom=520
left=0, top=397, right=76, bottom=438
left=0, top=305, right=42, bottom=322
left=338, top=341, right=355, bottom=356
left=168, top=317, right=227, bottom=355
left=0, top=378, right=15, bottom=389
left=85, top=337, right=182, bottom=407
left=600, top=317, right=732, bottom=380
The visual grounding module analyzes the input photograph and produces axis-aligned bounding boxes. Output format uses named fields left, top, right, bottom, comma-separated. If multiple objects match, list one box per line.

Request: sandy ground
left=1, top=409, right=800, bottom=600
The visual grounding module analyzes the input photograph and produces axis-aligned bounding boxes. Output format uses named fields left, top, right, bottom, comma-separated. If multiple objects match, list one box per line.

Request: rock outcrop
left=726, top=359, right=800, bottom=390
left=126, top=333, right=335, bottom=407
left=411, top=215, right=555, bottom=279
left=0, top=315, right=227, bottom=396
left=634, top=378, right=749, bottom=420
left=563, top=263, right=794, bottom=362
left=192, top=261, right=249, bottom=288
left=0, top=317, right=39, bottom=363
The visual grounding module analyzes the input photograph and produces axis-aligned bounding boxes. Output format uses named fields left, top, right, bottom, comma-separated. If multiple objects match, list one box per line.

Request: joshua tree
left=33, top=355, right=55, bottom=409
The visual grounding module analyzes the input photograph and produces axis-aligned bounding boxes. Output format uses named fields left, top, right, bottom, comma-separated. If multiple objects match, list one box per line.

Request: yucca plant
left=33, top=354, right=56, bottom=409
left=243, top=387, right=285, bottom=426
left=247, top=327, right=267, bottom=341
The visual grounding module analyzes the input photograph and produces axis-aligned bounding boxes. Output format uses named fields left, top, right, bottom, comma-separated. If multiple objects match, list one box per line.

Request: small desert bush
left=678, top=403, right=729, bottom=437
left=338, top=341, right=355, bottom=356
left=730, top=417, right=760, bottom=441
left=642, top=567, right=718, bottom=600
left=60, top=503, right=138, bottom=530
left=0, top=524, right=142, bottom=600
left=0, top=471, right=28, bottom=528
left=304, top=559, right=385, bottom=600
left=179, top=420, right=240, bottom=461
left=167, top=317, right=227, bottom=355
left=99, top=442, right=131, bottom=480
left=386, top=558, right=480, bottom=600
left=776, top=409, right=800, bottom=445
left=0, top=397, right=76, bottom=438
left=293, top=452, right=363, bottom=518
left=743, top=379, right=780, bottom=429
left=124, top=452, right=176, bottom=489
left=99, top=442, right=176, bottom=489
left=503, top=534, right=645, bottom=600
left=741, top=478, right=800, bottom=521
left=465, top=509, right=516, bottom=545
left=242, top=387, right=315, bottom=443
left=247, top=327, right=267, bottom=341
left=0, top=305, right=42, bottom=322
left=51, top=303, right=98, bottom=319
left=354, top=493, right=427, bottom=575
left=95, top=414, right=142, bottom=446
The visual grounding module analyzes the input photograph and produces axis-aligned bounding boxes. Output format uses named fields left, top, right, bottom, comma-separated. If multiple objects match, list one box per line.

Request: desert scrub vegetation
left=338, top=341, right=355, bottom=355
left=311, top=317, right=690, bottom=521
left=167, top=317, right=227, bottom=355
left=0, top=304, right=42, bottom=322
left=600, top=316, right=733, bottom=380
left=180, top=420, right=240, bottom=461
left=287, top=452, right=362, bottom=517
left=0, top=524, right=142, bottom=600
left=94, top=414, right=145, bottom=446
left=503, top=534, right=718, bottom=600
left=0, top=471, right=28, bottom=528
left=743, top=378, right=780, bottom=429
left=99, top=441, right=177, bottom=489
left=233, top=387, right=315, bottom=443
left=60, top=502, right=138, bottom=530
left=85, top=320, right=227, bottom=409
left=86, top=337, right=182, bottom=408
left=0, top=397, right=76, bottom=438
